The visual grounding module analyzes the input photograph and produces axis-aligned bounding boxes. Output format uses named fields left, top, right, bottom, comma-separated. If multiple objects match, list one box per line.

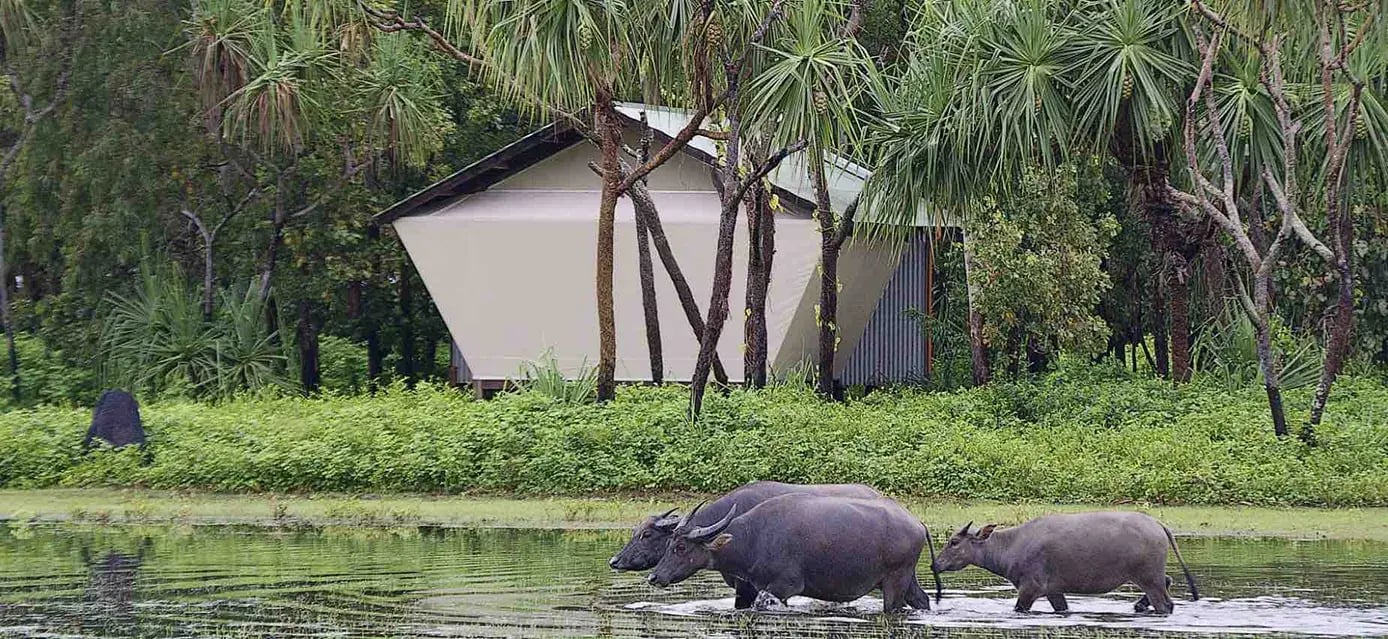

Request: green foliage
left=1193, top=308, right=1323, bottom=392
left=2, top=376, right=1386, bottom=506
left=0, top=333, right=96, bottom=409
left=513, top=349, right=597, bottom=405
left=318, top=335, right=369, bottom=395
left=966, top=161, right=1120, bottom=368
left=99, top=265, right=288, bottom=400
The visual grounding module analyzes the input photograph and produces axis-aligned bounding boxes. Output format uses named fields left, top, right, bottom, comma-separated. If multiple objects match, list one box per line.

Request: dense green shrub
left=1, top=377, right=1385, bottom=505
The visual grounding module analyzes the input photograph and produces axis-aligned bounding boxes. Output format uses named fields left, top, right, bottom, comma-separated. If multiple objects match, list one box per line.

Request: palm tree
left=742, top=0, right=873, bottom=398
left=862, top=0, right=1077, bottom=388
left=183, top=0, right=449, bottom=390
left=310, top=0, right=736, bottom=401
left=867, top=0, right=1386, bottom=435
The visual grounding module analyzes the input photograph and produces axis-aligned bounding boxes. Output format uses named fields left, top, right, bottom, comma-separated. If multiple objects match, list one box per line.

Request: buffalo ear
left=705, top=533, right=733, bottom=552
left=976, top=524, right=998, bottom=540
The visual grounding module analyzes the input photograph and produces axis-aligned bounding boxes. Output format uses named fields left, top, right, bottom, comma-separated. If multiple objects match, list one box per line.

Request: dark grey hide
left=931, top=511, right=1199, bottom=614
left=647, top=494, right=936, bottom=612
left=609, top=481, right=890, bottom=609
left=84, top=390, right=145, bottom=451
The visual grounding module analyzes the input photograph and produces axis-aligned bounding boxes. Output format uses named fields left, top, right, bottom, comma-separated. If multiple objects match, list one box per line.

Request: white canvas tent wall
left=381, top=104, right=928, bottom=384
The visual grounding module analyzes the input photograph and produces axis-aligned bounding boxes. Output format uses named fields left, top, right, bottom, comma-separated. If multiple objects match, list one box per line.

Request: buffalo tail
left=925, top=525, right=942, bottom=603
left=1164, top=526, right=1200, bottom=601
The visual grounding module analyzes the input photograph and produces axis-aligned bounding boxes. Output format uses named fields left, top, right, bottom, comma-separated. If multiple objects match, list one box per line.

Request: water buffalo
left=931, top=512, right=1199, bottom=614
left=646, top=494, right=938, bottom=612
left=609, top=481, right=897, bottom=608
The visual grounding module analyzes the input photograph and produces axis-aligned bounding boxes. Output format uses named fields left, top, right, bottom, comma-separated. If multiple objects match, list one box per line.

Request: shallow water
left=0, top=526, right=1385, bottom=638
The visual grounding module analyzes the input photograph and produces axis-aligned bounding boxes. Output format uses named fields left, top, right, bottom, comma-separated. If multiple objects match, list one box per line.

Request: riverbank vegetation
left=3, top=373, right=1385, bottom=506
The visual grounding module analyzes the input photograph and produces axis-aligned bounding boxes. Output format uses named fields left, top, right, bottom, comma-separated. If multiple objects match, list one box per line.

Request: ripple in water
left=0, top=526, right=1385, bottom=638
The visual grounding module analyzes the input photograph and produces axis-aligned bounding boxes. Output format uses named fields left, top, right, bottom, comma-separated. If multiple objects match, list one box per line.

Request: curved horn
left=674, top=501, right=706, bottom=534
left=957, top=521, right=973, bottom=537
left=658, top=507, right=677, bottom=518
left=687, top=504, right=738, bottom=542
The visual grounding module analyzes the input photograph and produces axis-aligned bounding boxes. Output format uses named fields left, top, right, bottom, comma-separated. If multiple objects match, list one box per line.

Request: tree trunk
left=0, top=203, right=17, bottom=401
left=258, top=216, right=284, bottom=303
left=1169, top=265, right=1193, bottom=383
left=688, top=189, right=742, bottom=417
left=202, top=238, right=216, bottom=322
left=1152, top=271, right=1169, bottom=379
left=633, top=192, right=664, bottom=384
left=1251, top=273, right=1289, bottom=437
left=1025, top=335, right=1047, bottom=375
left=594, top=93, right=622, bottom=402
left=630, top=181, right=729, bottom=384
left=961, top=228, right=989, bottom=386
left=397, top=265, right=416, bottom=387
left=296, top=300, right=320, bottom=394
left=743, top=180, right=770, bottom=388
left=1308, top=255, right=1353, bottom=436
left=422, top=335, right=439, bottom=380
left=810, top=153, right=840, bottom=399
left=365, top=224, right=383, bottom=392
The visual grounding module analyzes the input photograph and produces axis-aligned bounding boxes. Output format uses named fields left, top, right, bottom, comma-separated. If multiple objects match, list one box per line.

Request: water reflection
left=77, top=539, right=149, bottom=637
left=0, top=526, right=1384, bottom=638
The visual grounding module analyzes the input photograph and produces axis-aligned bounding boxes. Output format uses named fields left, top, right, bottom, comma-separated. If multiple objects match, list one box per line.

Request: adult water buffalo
left=646, top=494, right=938, bottom=612
left=609, top=481, right=898, bottom=608
left=931, top=512, right=1199, bottom=614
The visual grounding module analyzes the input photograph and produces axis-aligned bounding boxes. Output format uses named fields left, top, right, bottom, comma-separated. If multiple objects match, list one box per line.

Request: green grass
left=3, top=489, right=1387, bottom=541
left=3, top=372, right=1386, bottom=506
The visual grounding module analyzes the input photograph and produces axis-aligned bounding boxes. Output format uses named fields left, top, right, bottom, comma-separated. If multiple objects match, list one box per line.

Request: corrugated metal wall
left=841, top=231, right=929, bottom=387
left=451, top=341, right=472, bottom=384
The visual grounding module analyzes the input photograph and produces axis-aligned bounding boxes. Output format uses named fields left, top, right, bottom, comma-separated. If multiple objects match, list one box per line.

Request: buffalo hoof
left=753, top=591, right=786, bottom=611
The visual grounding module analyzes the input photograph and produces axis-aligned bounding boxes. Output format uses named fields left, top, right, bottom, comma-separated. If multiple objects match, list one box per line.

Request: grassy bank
left=3, top=489, right=1387, bottom=541
left=2, top=374, right=1386, bottom=506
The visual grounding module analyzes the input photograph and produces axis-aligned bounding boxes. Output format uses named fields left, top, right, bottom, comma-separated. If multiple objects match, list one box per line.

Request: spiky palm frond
left=220, top=9, right=336, bottom=153
left=356, top=34, right=451, bottom=166
left=1069, top=0, right=1189, bottom=155
left=462, top=0, right=638, bottom=116
left=742, top=0, right=871, bottom=153
left=0, top=0, right=35, bottom=54
left=181, top=0, right=265, bottom=117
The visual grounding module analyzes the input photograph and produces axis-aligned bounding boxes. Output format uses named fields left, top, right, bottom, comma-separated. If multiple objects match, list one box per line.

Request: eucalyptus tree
left=181, top=0, right=451, bottom=390
left=1173, top=0, right=1387, bottom=439
left=742, top=0, right=873, bottom=398
left=0, top=0, right=80, bottom=398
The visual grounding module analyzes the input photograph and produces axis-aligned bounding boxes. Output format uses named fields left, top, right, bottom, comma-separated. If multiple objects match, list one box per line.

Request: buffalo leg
left=1046, top=594, right=1069, bottom=613
left=1136, top=577, right=1174, bottom=615
left=733, top=579, right=758, bottom=610
left=904, top=572, right=933, bottom=611
left=760, top=576, right=804, bottom=610
left=1013, top=585, right=1042, bottom=613
left=880, top=569, right=914, bottom=613
left=1135, top=576, right=1171, bottom=612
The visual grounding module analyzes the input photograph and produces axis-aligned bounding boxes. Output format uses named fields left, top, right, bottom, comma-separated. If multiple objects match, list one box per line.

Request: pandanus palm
left=869, top=0, right=1387, bottom=435
left=741, top=0, right=873, bottom=398
left=862, top=0, right=1081, bottom=386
